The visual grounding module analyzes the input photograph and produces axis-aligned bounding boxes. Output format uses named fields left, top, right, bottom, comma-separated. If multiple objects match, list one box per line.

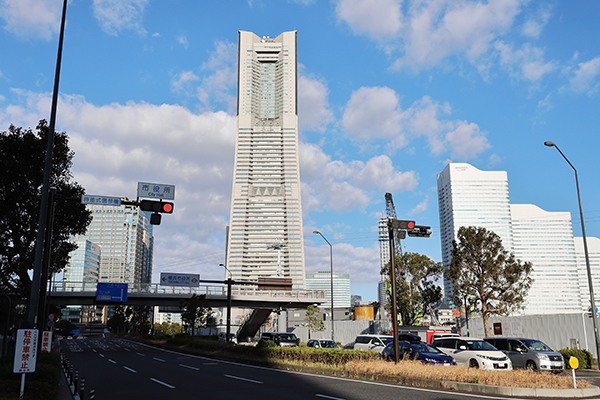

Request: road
left=59, top=337, right=585, bottom=400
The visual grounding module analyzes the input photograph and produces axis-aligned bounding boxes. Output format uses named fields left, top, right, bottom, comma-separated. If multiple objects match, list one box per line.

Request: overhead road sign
left=96, top=282, right=128, bottom=302
left=81, top=195, right=122, bottom=206
left=160, top=273, right=200, bottom=287
left=137, top=182, right=175, bottom=201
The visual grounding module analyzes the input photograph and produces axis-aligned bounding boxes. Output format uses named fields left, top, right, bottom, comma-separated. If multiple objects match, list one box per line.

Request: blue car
left=382, top=341, right=456, bottom=366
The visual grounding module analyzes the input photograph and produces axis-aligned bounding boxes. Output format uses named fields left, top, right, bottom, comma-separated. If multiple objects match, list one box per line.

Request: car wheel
left=469, top=359, right=479, bottom=368
left=526, top=361, right=537, bottom=371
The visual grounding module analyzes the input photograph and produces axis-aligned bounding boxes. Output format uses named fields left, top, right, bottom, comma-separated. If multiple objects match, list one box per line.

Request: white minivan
left=431, top=336, right=512, bottom=370
left=353, top=334, right=394, bottom=353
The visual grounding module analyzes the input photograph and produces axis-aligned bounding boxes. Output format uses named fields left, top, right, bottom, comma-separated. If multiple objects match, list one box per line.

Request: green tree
left=381, top=252, right=444, bottom=326
left=448, top=226, right=533, bottom=337
left=0, top=120, right=91, bottom=297
left=180, top=294, right=215, bottom=337
left=304, top=305, right=325, bottom=339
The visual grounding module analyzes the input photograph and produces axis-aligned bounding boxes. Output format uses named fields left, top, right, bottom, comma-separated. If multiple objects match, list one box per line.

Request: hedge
left=558, top=348, right=595, bottom=369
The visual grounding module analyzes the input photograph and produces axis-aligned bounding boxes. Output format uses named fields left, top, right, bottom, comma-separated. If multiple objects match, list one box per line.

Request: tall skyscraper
left=437, top=163, right=513, bottom=308
left=575, top=237, right=600, bottom=312
left=437, top=162, right=592, bottom=315
left=225, top=31, right=306, bottom=288
left=84, top=203, right=154, bottom=285
left=306, top=272, right=351, bottom=309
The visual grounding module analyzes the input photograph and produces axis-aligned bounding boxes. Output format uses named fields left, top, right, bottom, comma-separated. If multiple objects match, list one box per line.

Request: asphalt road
left=59, top=337, right=590, bottom=400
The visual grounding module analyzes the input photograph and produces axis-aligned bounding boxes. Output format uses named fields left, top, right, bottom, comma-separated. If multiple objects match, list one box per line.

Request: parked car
left=431, top=336, right=512, bottom=370
left=260, top=332, right=299, bottom=347
left=353, top=334, right=394, bottom=353
left=484, top=337, right=564, bottom=372
left=306, top=339, right=341, bottom=349
left=382, top=341, right=456, bottom=366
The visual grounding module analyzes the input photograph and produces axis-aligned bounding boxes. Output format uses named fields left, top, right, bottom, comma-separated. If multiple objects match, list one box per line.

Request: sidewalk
left=58, top=362, right=74, bottom=400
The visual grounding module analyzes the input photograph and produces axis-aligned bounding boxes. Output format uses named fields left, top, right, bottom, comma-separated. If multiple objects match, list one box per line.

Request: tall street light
left=313, top=231, right=335, bottom=342
left=544, top=140, right=600, bottom=361
left=220, top=263, right=233, bottom=343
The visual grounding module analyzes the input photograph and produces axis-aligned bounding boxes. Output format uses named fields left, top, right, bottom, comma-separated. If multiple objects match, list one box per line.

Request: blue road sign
left=96, top=282, right=128, bottom=302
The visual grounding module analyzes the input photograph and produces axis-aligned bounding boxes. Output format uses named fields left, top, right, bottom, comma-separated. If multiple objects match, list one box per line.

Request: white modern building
left=225, top=31, right=306, bottom=288
left=437, top=163, right=513, bottom=308
left=306, top=271, right=351, bottom=309
left=575, top=236, right=600, bottom=312
left=437, top=162, right=599, bottom=315
left=511, top=204, right=581, bottom=313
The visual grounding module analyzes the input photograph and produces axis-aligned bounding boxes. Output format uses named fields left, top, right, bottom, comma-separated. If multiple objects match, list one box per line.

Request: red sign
left=41, top=331, right=52, bottom=352
left=13, top=329, right=39, bottom=373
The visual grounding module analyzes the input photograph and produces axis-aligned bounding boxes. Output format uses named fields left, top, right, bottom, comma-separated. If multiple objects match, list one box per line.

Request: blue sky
left=2, top=0, right=600, bottom=301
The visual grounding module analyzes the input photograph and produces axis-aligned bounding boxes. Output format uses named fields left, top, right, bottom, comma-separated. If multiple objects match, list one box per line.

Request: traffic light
left=407, top=225, right=432, bottom=238
left=139, top=199, right=174, bottom=225
left=389, top=219, right=415, bottom=230
left=140, top=199, right=174, bottom=214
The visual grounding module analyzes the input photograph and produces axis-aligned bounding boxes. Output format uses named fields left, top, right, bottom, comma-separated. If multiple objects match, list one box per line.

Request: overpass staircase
left=236, top=308, right=272, bottom=342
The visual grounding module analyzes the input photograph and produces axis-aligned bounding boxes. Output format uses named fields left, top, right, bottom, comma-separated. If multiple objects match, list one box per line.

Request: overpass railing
left=50, top=281, right=326, bottom=301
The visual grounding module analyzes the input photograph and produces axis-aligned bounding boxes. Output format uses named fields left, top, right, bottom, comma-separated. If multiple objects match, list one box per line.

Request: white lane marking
left=99, top=354, right=105, bottom=358
left=316, top=395, right=346, bottom=400
left=92, top=349, right=97, bottom=352
left=224, top=374, right=263, bottom=384
left=203, top=362, right=219, bottom=365
left=123, top=366, right=137, bottom=373
left=108, top=359, right=116, bottom=364
left=153, top=357, right=166, bottom=362
left=136, top=352, right=145, bottom=356
left=150, top=378, right=175, bottom=389
left=123, top=348, right=130, bottom=351
left=179, top=364, right=199, bottom=371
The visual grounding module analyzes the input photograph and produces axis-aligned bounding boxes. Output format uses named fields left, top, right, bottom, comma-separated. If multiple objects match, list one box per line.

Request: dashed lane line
left=179, top=364, right=200, bottom=371
left=123, top=366, right=137, bottom=373
left=224, top=375, right=263, bottom=384
left=150, top=378, right=175, bottom=389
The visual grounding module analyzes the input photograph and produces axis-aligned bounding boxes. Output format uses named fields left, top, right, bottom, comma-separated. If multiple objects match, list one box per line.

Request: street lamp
left=219, top=263, right=233, bottom=343
left=313, top=231, right=334, bottom=342
left=544, top=140, right=600, bottom=361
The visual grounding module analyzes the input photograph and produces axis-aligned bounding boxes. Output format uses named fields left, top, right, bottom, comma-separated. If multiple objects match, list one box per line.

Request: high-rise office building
left=437, top=162, right=594, bottom=315
left=84, top=203, right=154, bottom=285
left=437, top=163, right=513, bottom=308
left=575, top=236, right=600, bottom=312
left=511, top=204, right=581, bottom=313
left=225, top=31, right=305, bottom=288
left=62, top=237, right=102, bottom=323
left=306, top=272, right=351, bottom=309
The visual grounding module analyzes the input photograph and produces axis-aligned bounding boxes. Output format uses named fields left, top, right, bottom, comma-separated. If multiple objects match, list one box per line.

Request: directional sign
left=137, top=182, right=175, bottom=201
left=81, top=195, right=122, bottom=206
left=96, top=282, right=128, bottom=302
left=160, top=273, right=200, bottom=287
left=13, top=329, right=38, bottom=373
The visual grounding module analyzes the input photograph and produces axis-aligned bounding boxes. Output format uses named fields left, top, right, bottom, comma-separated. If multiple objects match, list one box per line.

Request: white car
left=431, top=336, right=512, bottom=370
left=353, top=334, right=393, bottom=353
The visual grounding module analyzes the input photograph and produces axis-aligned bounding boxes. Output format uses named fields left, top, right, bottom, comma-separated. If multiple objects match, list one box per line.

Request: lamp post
left=544, top=140, right=600, bottom=361
left=220, top=263, right=233, bottom=343
left=313, top=231, right=334, bottom=342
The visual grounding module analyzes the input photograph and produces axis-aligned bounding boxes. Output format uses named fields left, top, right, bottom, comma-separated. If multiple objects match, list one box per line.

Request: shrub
left=558, top=348, right=595, bottom=369
left=256, top=339, right=277, bottom=349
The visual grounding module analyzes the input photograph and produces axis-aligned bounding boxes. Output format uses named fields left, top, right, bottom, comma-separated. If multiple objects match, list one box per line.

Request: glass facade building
left=575, top=236, right=600, bottom=313
left=225, top=31, right=306, bottom=287
left=306, top=272, right=351, bottom=309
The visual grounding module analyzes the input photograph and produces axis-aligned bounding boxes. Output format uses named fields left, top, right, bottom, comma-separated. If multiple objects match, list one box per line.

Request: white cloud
left=411, top=195, right=428, bottom=215
left=0, top=0, right=62, bottom=40
left=335, top=0, right=403, bottom=38
left=568, top=57, right=600, bottom=95
left=196, top=40, right=238, bottom=113
left=353, top=155, right=418, bottom=192
left=92, top=0, right=149, bottom=36
left=445, top=120, right=490, bottom=159
left=342, top=86, right=403, bottom=141
left=521, top=4, right=552, bottom=39
left=177, top=35, right=188, bottom=48
left=494, top=41, right=555, bottom=82
left=171, top=70, right=200, bottom=94
left=307, top=242, right=381, bottom=283
left=341, top=87, right=489, bottom=159
left=298, top=75, right=335, bottom=133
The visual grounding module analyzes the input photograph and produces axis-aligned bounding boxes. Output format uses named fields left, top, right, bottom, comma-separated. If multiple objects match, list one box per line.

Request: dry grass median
left=345, top=359, right=592, bottom=389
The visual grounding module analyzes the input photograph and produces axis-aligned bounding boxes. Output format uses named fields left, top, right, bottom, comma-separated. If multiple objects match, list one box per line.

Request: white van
left=353, top=334, right=394, bottom=353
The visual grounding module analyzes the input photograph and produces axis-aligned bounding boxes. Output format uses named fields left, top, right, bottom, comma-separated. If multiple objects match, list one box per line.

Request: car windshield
left=410, top=343, right=442, bottom=354
left=521, top=339, right=552, bottom=352
left=466, top=340, right=497, bottom=351
left=318, top=340, right=338, bottom=349
left=381, top=337, right=394, bottom=345
left=279, top=334, right=297, bottom=341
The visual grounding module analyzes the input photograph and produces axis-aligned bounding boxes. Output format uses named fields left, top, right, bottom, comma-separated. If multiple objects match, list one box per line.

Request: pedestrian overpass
left=48, top=281, right=326, bottom=310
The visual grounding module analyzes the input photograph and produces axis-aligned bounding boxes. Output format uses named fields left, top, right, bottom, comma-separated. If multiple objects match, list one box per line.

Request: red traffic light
left=140, top=199, right=174, bottom=214
left=162, top=203, right=173, bottom=213
left=390, top=219, right=415, bottom=230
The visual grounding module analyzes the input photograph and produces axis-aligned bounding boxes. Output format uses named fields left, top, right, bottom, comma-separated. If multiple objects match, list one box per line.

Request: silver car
left=484, top=337, right=564, bottom=372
